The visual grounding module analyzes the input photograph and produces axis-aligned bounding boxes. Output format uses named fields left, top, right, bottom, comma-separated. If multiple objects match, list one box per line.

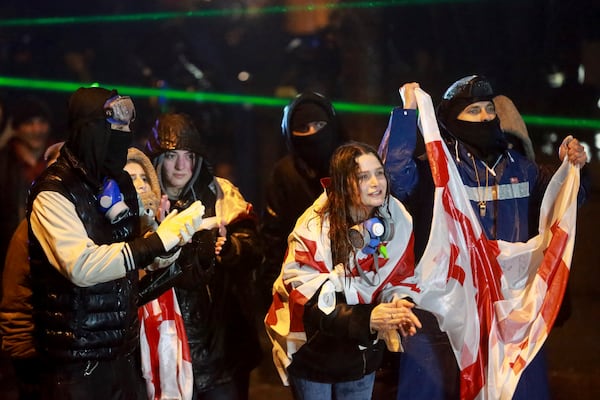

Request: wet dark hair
left=318, top=141, right=390, bottom=269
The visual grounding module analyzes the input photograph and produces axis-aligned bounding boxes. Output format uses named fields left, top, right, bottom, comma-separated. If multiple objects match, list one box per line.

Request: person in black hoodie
left=259, top=91, right=343, bottom=311
left=142, top=112, right=263, bottom=400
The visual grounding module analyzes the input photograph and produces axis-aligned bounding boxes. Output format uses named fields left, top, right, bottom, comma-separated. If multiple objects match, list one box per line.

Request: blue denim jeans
left=289, top=372, right=375, bottom=400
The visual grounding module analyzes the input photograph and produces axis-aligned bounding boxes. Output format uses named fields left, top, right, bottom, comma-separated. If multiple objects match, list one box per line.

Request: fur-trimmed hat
left=127, top=147, right=161, bottom=217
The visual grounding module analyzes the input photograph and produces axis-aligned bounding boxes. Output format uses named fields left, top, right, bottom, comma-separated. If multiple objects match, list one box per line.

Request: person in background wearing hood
left=26, top=87, right=205, bottom=400
left=259, top=91, right=343, bottom=311
left=378, top=76, right=589, bottom=400
left=0, top=96, right=52, bottom=294
left=141, top=112, right=263, bottom=400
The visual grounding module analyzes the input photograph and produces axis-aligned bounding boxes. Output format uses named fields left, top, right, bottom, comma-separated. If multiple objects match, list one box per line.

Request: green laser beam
left=0, top=0, right=480, bottom=27
left=1, top=76, right=598, bottom=130
left=521, top=115, right=600, bottom=130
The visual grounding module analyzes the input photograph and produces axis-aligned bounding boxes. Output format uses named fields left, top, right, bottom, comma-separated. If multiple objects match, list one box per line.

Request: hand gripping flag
left=410, top=88, right=580, bottom=399
left=140, top=288, right=193, bottom=400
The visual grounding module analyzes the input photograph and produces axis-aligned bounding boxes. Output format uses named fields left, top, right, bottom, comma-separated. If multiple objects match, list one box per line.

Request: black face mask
left=446, top=117, right=507, bottom=162
left=291, top=126, right=336, bottom=178
left=102, top=130, right=131, bottom=178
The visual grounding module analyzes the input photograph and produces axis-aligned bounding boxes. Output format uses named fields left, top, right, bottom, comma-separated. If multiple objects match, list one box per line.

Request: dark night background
left=0, top=1, right=599, bottom=398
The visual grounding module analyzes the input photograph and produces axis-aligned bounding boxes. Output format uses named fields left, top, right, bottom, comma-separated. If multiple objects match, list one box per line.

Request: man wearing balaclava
left=25, top=87, right=205, bottom=400
left=378, top=77, right=588, bottom=400
left=258, top=91, right=343, bottom=311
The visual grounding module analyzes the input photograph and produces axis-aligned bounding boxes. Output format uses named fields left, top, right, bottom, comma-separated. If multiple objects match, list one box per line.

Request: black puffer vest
left=27, top=148, right=141, bottom=361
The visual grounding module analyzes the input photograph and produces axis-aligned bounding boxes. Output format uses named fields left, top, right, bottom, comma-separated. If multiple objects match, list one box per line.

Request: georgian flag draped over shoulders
left=411, top=88, right=579, bottom=400
left=264, top=192, right=417, bottom=385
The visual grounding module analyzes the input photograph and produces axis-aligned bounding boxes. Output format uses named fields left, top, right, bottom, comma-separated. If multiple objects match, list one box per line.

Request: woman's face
left=124, top=161, right=149, bottom=194
left=355, top=153, right=387, bottom=212
left=162, top=150, right=195, bottom=196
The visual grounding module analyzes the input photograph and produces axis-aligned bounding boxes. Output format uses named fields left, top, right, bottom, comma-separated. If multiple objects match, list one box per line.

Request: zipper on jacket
left=206, top=284, right=212, bottom=303
left=362, top=350, right=367, bottom=375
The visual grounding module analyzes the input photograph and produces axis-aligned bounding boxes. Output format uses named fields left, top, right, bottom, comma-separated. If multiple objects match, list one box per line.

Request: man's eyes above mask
left=293, top=121, right=328, bottom=134
left=313, top=121, right=328, bottom=130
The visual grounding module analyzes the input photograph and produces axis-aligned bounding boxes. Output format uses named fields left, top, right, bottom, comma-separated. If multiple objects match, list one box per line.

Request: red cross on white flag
left=140, top=288, right=193, bottom=400
left=411, top=88, right=579, bottom=400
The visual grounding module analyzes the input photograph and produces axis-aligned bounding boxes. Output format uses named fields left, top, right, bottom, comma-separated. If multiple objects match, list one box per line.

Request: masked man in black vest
left=26, top=87, right=204, bottom=400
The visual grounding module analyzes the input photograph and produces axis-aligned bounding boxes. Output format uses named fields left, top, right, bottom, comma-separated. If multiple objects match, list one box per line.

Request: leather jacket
left=139, top=172, right=263, bottom=392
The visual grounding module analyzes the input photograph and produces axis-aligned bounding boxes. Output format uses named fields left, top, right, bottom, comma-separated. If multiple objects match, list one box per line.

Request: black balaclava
left=102, top=130, right=131, bottom=178
left=437, top=75, right=508, bottom=163
left=66, top=87, right=132, bottom=183
left=444, top=117, right=506, bottom=162
left=289, top=100, right=337, bottom=177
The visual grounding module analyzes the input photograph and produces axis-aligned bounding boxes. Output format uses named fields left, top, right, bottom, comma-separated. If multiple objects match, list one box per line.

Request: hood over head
left=437, top=75, right=495, bottom=126
left=65, top=87, right=133, bottom=182
left=146, top=112, right=206, bottom=159
left=145, top=112, right=212, bottom=204
left=127, top=147, right=161, bottom=216
left=281, top=91, right=340, bottom=177
left=436, top=75, right=509, bottom=162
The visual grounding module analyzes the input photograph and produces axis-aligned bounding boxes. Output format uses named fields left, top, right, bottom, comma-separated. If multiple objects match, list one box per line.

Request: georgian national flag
left=140, top=288, right=193, bottom=400
left=411, top=88, right=579, bottom=399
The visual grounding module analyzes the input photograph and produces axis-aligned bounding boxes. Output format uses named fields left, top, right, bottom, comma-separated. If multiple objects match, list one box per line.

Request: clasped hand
left=370, top=299, right=422, bottom=337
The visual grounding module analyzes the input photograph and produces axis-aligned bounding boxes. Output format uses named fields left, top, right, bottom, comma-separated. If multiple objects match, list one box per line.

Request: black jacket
left=139, top=171, right=263, bottom=393
left=287, top=290, right=384, bottom=383
left=259, top=154, right=325, bottom=306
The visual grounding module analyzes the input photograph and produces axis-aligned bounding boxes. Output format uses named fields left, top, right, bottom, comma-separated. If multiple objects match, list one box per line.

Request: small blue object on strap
left=98, top=178, right=129, bottom=224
